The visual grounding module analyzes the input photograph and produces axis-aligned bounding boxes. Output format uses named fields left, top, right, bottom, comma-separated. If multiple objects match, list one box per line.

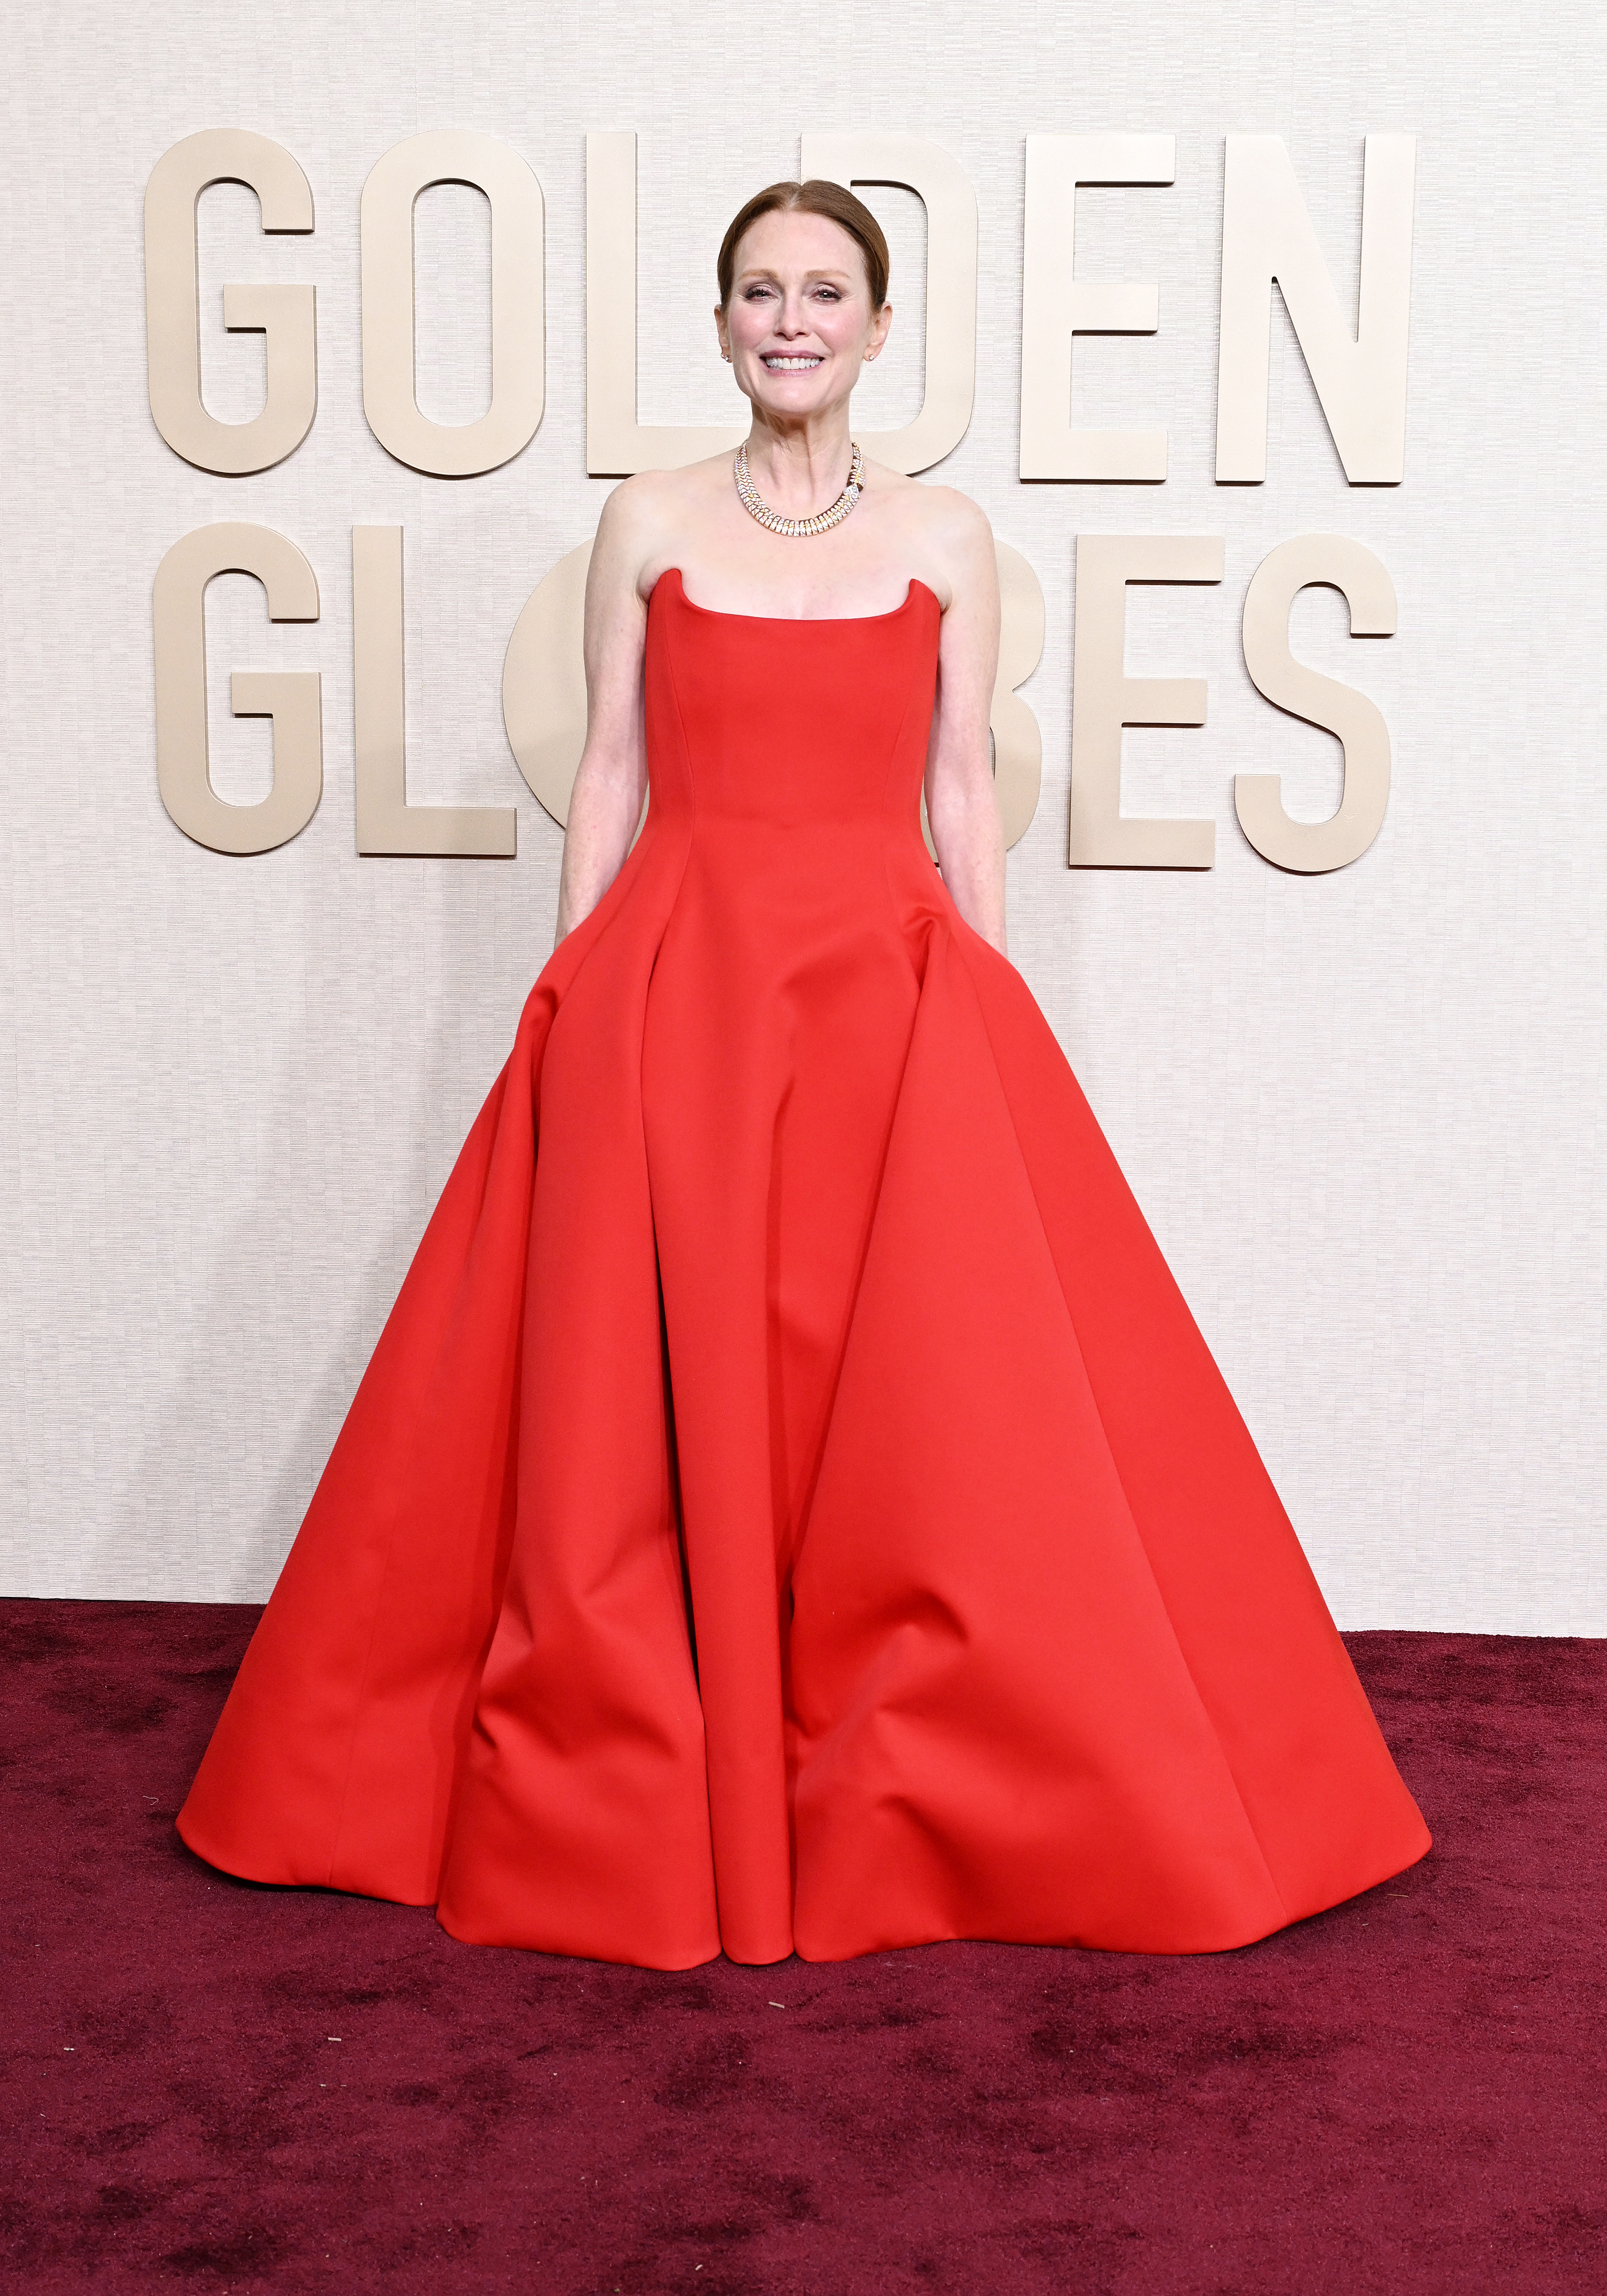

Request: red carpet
left=3, top=1602, right=1602, bottom=2292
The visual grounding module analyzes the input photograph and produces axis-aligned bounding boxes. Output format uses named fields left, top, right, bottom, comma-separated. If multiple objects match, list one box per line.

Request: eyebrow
left=735, top=266, right=856, bottom=285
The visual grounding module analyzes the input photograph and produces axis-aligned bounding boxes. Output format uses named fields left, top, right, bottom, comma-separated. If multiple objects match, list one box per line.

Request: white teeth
left=764, top=355, right=821, bottom=370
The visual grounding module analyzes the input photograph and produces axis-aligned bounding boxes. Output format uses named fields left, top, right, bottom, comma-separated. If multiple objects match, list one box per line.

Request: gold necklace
left=734, top=441, right=866, bottom=539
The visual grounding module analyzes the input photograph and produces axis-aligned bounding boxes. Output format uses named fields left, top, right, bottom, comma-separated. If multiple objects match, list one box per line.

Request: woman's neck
left=742, top=410, right=858, bottom=515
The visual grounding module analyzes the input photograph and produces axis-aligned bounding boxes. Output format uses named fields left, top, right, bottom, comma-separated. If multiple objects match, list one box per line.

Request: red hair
left=716, top=180, right=890, bottom=312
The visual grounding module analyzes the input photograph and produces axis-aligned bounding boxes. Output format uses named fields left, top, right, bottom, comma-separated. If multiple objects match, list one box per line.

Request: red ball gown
left=179, top=568, right=1430, bottom=1967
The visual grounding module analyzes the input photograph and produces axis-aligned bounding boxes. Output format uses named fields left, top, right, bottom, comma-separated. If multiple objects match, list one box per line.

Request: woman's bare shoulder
left=918, top=478, right=994, bottom=546
left=595, top=458, right=733, bottom=593
left=864, top=464, right=988, bottom=543
left=862, top=466, right=994, bottom=613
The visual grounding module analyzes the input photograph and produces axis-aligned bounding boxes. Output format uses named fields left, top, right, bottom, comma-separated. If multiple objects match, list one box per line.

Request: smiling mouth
left=762, top=354, right=823, bottom=371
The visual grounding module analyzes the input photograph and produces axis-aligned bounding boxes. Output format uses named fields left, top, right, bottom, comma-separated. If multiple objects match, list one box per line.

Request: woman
left=180, top=182, right=1429, bottom=1969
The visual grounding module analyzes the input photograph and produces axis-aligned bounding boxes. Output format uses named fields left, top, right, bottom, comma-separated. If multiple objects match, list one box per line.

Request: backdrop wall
left=4, top=0, right=1601, bottom=1628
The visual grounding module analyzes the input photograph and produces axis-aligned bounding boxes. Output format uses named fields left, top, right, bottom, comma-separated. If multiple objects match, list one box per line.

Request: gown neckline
left=659, top=565, right=934, bottom=626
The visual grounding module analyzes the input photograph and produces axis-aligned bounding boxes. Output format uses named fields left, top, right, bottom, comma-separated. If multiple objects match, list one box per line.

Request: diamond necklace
left=734, top=440, right=866, bottom=539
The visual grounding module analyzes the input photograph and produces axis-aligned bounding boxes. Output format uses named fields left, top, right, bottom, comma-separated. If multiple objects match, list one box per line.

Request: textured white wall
left=2, top=0, right=1602, bottom=1627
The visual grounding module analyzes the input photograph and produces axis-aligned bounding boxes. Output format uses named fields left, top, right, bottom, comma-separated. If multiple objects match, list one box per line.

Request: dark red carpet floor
left=2, top=1604, right=1602, bottom=2293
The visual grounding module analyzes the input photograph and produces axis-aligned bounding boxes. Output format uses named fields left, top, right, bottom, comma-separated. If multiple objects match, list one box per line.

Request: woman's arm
left=923, top=494, right=1007, bottom=956
left=554, top=486, right=656, bottom=944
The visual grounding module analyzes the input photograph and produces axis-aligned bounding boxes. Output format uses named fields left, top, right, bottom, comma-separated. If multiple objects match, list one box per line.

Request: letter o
left=503, top=544, right=590, bottom=828
left=361, top=131, right=544, bottom=477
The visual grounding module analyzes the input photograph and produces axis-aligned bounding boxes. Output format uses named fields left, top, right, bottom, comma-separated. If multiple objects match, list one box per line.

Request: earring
left=721, top=346, right=732, bottom=362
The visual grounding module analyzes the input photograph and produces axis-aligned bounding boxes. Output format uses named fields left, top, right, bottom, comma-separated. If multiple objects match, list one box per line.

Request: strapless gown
left=179, top=567, right=1429, bottom=1968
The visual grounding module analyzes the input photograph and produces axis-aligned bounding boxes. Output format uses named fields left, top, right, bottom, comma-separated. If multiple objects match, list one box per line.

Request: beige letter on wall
left=353, top=528, right=516, bottom=855
left=586, top=133, right=747, bottom=476
left=505, top=541, right=1043, bottom=849
left=1236, top=534, right=1396, bottom=872
left=503, top=542, right=593, bottom=828
left=1069, top=534, right=1222, bottom=868
left=801, top=132, right=977, bottom=475
left=990, top=542, right=1046, bottom=848
left=1020, top=134, right=1173, bottom=483
left=153, top=523, right=321, bottom=853
left=362, top=132, right=544, bottom=478
left=1217, top=134, right=1416, bottom=485
left=145, top=131, right=316, bottom=476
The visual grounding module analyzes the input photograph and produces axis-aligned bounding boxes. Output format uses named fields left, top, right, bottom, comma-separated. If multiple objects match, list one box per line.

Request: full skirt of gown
left=178, top=568, right=1430, bottom=1967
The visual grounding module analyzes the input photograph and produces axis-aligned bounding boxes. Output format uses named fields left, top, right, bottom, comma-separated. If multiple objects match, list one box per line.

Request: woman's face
left=718, top=210, right=890, bottom=421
